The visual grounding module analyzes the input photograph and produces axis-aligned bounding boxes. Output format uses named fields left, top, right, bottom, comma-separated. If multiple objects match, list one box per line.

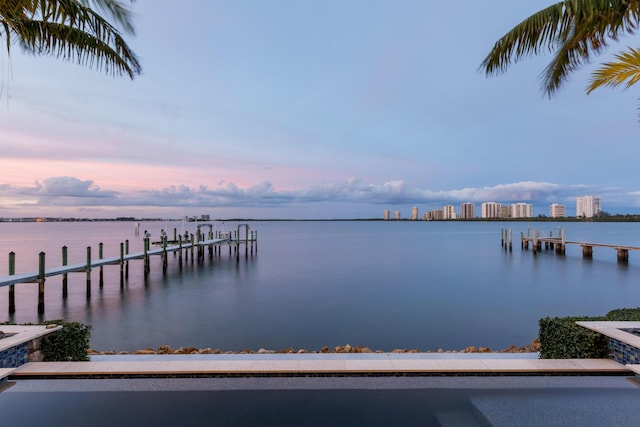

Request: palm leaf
left=482, top=0, right=640, bottom=96
left=587, top=47, right=640, bottom=92
left=0, top=0, right=140, bottom=79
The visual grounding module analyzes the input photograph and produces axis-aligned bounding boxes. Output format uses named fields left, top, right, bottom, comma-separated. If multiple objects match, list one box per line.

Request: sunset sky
left=2, top=0, right=640, bottom=219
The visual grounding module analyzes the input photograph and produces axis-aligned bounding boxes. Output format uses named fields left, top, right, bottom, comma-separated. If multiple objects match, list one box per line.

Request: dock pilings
left=86, top=246, right=92, bottom=298
left=500, top=228, right=512, bottom=251
left=8, top=252, right=15, bottom=314
left=513, top=228, right=640, bottom=262
left=38, top=252, right=45, bottom=314
left=62, top=246, right=68, bottom=298
left=3, top=225, right=258, bottom=314
left=99, top=243, right=104, bottom=288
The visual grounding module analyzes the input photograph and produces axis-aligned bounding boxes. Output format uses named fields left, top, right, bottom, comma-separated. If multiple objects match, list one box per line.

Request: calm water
left=1, top=220, right=640, bottom=352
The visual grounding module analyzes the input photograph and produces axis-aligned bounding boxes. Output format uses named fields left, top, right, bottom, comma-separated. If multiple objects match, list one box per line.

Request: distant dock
left=0, top=223, right=257, bottom=314
left=501, top=227, right=640, bottom=263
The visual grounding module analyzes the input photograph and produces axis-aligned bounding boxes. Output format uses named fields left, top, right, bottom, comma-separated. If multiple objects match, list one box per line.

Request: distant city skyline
left=2, top=1, right=639, bottom=219
left=385, top=196, right=608, bottom=220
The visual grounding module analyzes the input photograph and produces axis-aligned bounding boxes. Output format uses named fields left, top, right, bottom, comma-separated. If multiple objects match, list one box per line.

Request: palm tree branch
left=481, top=2, right=570, bottom=75
left=0, top=0, right=140, bottom=78
left=15, top=19, right=140, bottom=77
left=587, top=47, right=640, bottom=92
left=77, top=0, right=136, bottom=35
left=482, top=0, right=640, bottom=95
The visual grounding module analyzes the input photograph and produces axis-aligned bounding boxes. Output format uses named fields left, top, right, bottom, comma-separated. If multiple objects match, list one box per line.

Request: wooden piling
left=99, top=242, right=104, bottom=288
left=37, top=252, right=45, bottom=314
left=125, top=239, right=129, bottom=279
left=162, top=236, right=168, bottom=274
left=86, top=246, right=92, bottom=298
left=178, top=235, right=183, bottom=269
left=62, top=246, right=68, bottom=298
left=8, top=252, right=15, bottom=314
left=144, top=238, right=150, bottom=275
left=120, top=242, right=125, bottom=288
left=190, top=234, right=195, bottom=263
left=582, top=245, right=593, bottom=259
left=617, top=248, right=629, bottom=263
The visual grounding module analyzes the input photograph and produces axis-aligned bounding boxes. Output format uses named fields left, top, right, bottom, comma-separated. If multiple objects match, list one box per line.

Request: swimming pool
left=2, top=376, right=639, bottom=426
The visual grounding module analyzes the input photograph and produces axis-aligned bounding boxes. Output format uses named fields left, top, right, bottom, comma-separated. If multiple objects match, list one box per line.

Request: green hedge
left=539, top=307, right=640, bottom=359
left=41, top=320, right=91, bottom=361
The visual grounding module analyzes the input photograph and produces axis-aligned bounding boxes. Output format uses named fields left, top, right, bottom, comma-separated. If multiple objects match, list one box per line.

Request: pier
left=501, top=227, right=640, bottom=263
left=0, top=224, right=257, bottom=314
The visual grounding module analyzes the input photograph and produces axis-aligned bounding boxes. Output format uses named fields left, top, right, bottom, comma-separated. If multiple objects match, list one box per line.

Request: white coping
left=0, top=368, right=15, bottom=380
left=626, top=364, right=640, bottom=374
left=0, top=325, right=62, bottom=353
left=576, top=321, right=640, bottom=349
left=90, top=352, right=540, bottom=361
left=11, top=357, right=628, bottom=376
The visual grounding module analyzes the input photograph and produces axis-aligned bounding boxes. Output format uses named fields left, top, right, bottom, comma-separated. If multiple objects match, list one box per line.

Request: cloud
left=39, top=177, right=116, bottom=198
left=0, top=175, right=630, bottom=216
left=0, top=177, right=117, bottom=208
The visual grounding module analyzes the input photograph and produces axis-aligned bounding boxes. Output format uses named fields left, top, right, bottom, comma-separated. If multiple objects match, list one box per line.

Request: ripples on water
left=1, top=220, right=639, bottom=352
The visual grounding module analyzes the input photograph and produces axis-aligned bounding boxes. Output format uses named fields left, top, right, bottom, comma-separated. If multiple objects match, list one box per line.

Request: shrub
left=539, top=307, right=640, bottom=359
left=40, top=320, right=91, bottom=361
left=605, top=307, right=640, bottom=321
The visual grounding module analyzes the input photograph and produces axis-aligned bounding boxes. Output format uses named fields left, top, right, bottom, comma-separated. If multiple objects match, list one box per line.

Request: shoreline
left=89, top=340, right=541, bottom=356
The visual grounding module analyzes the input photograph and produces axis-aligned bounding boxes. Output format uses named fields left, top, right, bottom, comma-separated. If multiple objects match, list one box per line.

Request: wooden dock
left=0, top=224, right=257, bottom=314
left=501, top=227, right=640, bottom=263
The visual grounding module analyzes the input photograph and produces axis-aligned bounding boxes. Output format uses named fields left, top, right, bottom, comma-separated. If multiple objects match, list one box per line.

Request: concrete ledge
left=576, top=321, right=640, bottom=348
left=0, top=368, right=15, bottom=380
left=625, top=364, right=640, bottom=374
left=10, top=357, right=630, bottom=378
left=0, top=325, right=62, bottom=353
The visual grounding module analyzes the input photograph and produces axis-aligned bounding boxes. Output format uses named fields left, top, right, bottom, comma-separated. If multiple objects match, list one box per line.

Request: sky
left=1, top=0, right=640, bottom=219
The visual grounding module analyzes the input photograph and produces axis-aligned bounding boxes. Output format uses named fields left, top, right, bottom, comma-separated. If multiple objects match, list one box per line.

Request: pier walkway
left=0, top=223, right=258, bottom=314
left=502, top=227, right=640, bottom=263
left=0, top=237, right=231, bottom=288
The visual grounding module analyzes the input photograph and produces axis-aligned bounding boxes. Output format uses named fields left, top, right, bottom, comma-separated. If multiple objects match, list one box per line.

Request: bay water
left=1, top=220, right=639, bottom=352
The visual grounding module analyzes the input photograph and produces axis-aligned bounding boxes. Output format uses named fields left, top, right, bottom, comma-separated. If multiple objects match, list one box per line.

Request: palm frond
left=77, top=0, right=136, bottom=34
left=18, top=19, right=140, bottom=77
left=587, top=47, right=640, bottom=92
left=482, top=0, right=640, bottom=95
left=0, top=0, right=140, bottom=78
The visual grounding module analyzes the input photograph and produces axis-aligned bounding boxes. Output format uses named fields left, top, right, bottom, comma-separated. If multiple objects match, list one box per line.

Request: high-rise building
left=576, top=196, right=601, bottom=218
left=410, top=206, right=419, bottom=220
left=394, top=210, right=401, bottom=220
left=481, top=202, right=501, bottom=219
left=549, top=204, right=565, bottom=218
left=511, top=203, right=533, bottom=218
left=443, top=205, right=457, bottom=220
left=460, top=202, right=476, bottom=219
left=427, top=209, right=444, bottom=220
left=499, top=206, right=511, bottom=218
left=383, top=209, right=390, bottom=220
